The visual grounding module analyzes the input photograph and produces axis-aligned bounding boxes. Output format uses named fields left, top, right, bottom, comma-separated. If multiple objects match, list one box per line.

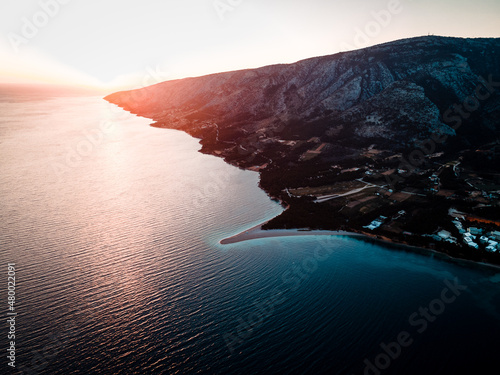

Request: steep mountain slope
left=106, top=36, right=500, bottom=158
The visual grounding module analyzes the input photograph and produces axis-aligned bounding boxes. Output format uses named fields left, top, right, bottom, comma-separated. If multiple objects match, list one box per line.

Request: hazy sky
left=1, top=0, right=500, bottom=89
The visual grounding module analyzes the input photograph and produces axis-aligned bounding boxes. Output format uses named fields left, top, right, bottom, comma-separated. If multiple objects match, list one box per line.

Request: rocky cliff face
left=105, top=36, right=500, bottom=158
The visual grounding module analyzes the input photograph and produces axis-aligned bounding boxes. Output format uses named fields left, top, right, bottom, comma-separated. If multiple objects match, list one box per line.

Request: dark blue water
left=1, top=89, right=500, bottom=374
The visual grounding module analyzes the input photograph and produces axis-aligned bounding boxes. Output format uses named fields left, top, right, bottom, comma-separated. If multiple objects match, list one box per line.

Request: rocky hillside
left=105, top=36, right=500, bottom=162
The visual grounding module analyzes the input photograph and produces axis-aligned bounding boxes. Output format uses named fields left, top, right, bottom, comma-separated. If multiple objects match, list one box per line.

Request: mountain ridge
left=105, top=35, right=500, bottom=157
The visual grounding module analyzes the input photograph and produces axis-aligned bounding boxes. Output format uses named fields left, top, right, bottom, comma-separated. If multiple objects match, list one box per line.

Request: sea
left=1, top=85, right=500, bottom=375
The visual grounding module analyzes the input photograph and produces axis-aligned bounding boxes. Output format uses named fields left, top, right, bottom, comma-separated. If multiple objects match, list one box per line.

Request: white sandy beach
left=220, top=223, right=364, bottom=244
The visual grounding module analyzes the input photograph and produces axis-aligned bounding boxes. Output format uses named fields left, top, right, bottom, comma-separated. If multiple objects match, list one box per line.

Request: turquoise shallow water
left=1, top=89, right=500, bottom=374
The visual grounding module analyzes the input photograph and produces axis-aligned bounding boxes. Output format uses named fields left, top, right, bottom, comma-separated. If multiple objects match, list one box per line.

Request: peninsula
left=105, top=36, right=500, bottom=265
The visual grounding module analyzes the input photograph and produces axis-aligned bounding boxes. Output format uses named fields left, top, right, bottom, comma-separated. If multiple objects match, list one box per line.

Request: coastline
left=105, top=104, right=500, bottom=271
left=220, top=221, right=500, bottom=271
left=154, top=120, right=500, bottom=271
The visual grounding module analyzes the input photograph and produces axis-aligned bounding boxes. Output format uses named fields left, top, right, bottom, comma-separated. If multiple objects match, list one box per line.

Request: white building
left=488, top=231, right=500, bottom=241
left=438, top=230, right=452, bottom=239
left=468, top=227, right=483, bottom=235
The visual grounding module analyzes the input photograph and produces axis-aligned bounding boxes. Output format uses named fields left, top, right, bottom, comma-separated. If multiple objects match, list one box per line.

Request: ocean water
left=1, top=87, right=500, bottom=375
